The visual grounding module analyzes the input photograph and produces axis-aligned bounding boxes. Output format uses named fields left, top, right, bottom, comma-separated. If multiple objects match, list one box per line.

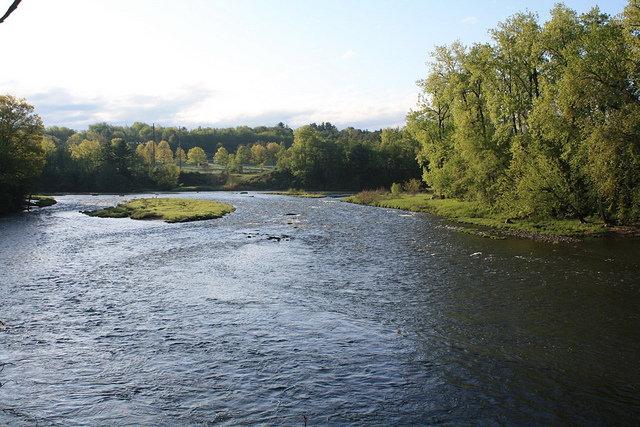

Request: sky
left=0, top=0, right=628, bottom=131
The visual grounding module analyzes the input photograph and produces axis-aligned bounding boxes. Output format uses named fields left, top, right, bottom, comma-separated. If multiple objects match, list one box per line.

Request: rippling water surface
left=1, top=192, right=639, bottom=425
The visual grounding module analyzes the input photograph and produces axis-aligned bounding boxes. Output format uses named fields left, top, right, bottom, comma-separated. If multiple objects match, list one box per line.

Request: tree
left=143, top=140, right=157, bottom=164
left=265, top=142, right=282, bottom=164
left=235, top=145, right=251, bottom=166
left=175, top=147, right=187, bottom=165
left=69, top=139, right=102, bottom=172
left=187, top=146, right=207, bottom=164
left=0, top=95, right=45, bottom=214
left=107, top=138, right=132, bottom=175
left=214, top=146, right=230, bottom=167
left=408, top=2, right=640, bottom=223
left=156, top=140, right=173, bottom=164
left=277, top=125, right=341, bottom=188
left=250, top=144, right=267, bottom=167
left=154, top=163, right=179, bottom=190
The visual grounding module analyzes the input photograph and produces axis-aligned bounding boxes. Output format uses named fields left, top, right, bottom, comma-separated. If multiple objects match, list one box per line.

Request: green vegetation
left=5, top=1, right=640, bottom=237
left=37, top=120, right=419, bottom=194
left=37, top=123, right=295, bottom=194
left=0, top=95, right=45, bottom=214
left=344, top=190, right=612, bottom=240
left=29, top=195, right=57, bottom=208
left=84, top=198, right=235, bottom=223
left=407, top=2, right=640, bottom=227
left=277, top=124, right=421, bottom=190
left=269, top=189, right=326, bottom=198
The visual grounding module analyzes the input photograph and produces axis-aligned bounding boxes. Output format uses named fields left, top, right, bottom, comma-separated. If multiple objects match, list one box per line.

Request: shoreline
left=342, top=191, right=640, bottom=242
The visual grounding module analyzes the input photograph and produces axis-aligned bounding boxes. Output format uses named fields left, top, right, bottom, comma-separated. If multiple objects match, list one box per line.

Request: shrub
left=403, top=178, right=422, bottom=193
left=390, top=182, right=402, bottom=195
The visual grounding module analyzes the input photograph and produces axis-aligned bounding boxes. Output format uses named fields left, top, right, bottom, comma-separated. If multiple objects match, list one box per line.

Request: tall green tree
left=214, top=146, right=230, bottom=167
left=156, top=140, right=173, bottom=164
left=409, top=2, right=640, bottom=224
left=69, top=139, right=102, bottom=173
left=187, top=146, right=207, bottom=164
left=0, top=95, right=45, bottom=214
left=175, top=146, right=188, bottom=165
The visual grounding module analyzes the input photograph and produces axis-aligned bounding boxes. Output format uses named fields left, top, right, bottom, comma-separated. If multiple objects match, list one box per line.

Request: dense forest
left=408, top=2, right=640, bottom=224
left=33, top=120, right=420, bottom=194
left=37, top=122, right=295, bottom=193
left=2, top=1, right=640, bottom=225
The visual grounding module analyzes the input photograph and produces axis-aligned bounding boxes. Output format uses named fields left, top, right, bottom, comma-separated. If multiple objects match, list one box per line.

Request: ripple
left=0, top=192, right=639, bottom=425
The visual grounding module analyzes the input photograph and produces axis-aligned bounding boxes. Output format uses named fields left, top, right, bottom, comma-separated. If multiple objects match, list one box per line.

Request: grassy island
left=343, top=190, right=640, bottom=242
left=269, top=189, right=326, bottom=198
left=84, top=198, right=235, bottom=223
left=28, top=195, right=57, bottom=208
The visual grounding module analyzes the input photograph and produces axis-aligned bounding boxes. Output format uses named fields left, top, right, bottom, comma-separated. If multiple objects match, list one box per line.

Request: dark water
left=1, top=192, right=639, bottom=426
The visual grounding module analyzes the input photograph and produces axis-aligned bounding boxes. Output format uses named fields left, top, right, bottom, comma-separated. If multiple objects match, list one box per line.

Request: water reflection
left=0, top=193, right=638, bottom=425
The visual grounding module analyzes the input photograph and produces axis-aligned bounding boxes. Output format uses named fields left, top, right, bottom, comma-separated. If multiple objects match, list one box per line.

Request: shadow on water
left=0, top=192, right=638, bottom=425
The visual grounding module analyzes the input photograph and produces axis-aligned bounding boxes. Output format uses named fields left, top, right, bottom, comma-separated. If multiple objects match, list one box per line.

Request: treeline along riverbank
left=2, top=1, right=640, bottom=231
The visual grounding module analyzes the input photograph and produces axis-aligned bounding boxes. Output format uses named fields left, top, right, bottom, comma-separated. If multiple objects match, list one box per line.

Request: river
left=1, top=192, right=639, bottom=425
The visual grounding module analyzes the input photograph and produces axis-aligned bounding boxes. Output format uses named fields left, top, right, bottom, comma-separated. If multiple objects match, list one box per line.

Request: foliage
left=84, top=197, right=235, bottom=222
left=29, top=195, right=57, bottom=207
left=213, top=147, right=230, bottom=166
left=186, top=146, right=207, bottom=164
left=345, top=191, right=609, bottom=239
left=270, top=188, right=326, bottom=198
left=403, top=178, right=422, bottom=193
left=0, top=95, right=45, bottom=214
left=342, top=189, right=390, bottom=205
left=38, top=118, right=420, bottom=194
left=276, top=123, right=421, bottom=190
left=390, top=182, right=402, bottom=195
left=408, top=2, right=640, bottom=225
left=175, top=146, right=187, bottom=165
left=154, top=164, right=180, bottom=190
left=156, top=140, right=173, bottom=164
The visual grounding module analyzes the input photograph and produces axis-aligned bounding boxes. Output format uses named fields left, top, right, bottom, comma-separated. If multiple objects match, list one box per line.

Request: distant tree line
left=408, top=1, right=640, bottom=224
left=36, top=123, right=295, bottom=193
left=45, top=122, right=294, bottom=155
left=276, top=123, right=422, bottom=190
left=5, top=1, right=637, bottom=222
left=37, top=120, right=421, bottom=193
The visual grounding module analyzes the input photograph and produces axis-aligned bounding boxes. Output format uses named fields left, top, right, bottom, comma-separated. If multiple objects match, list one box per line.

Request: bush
left=345, top=189, right=389, bottom=205
left=403, top=178, right=422, bottom=193
left=390, top=182, right=402, bottom=195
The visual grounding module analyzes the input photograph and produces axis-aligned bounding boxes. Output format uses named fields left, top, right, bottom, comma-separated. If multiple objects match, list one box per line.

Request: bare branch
left=0, top=0, right=22, bottom=24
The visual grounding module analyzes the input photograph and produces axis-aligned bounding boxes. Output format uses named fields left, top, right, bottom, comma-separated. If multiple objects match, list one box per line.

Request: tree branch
left=0, top=0, right=22, bottom=24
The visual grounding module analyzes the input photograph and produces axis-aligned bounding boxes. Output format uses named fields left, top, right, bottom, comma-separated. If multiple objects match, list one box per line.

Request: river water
left=0, top=192, right=639, bottom=426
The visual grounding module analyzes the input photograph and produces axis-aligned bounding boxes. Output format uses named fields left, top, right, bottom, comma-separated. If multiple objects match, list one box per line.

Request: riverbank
left=343, top=190, right=640, bottom=242
left=83, top=197, right=235, bottom=223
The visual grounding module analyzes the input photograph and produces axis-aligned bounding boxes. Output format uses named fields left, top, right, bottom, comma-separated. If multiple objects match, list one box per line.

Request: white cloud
left=460, top=16, right=479, bottom=25
left=341, top=50, right=357, bottom=59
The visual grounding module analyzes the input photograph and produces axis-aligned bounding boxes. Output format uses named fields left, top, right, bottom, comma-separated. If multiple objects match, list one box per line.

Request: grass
left=84, top=198, right=235, bottom=223
left=268, top=188, right=326, bottom=198
left=27, top=195, right=57, bottom=207
left=343, top=191, right=614, bottom=241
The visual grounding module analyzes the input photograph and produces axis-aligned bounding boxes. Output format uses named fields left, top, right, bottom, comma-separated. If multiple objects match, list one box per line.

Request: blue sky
left=0, top=0, right=628, bottom=130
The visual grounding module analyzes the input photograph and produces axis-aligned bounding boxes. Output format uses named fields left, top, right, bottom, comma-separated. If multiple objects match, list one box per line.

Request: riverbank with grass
left=343, top=190, right=639, bottom=242
left=84, top=198, right=235, bottom=223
